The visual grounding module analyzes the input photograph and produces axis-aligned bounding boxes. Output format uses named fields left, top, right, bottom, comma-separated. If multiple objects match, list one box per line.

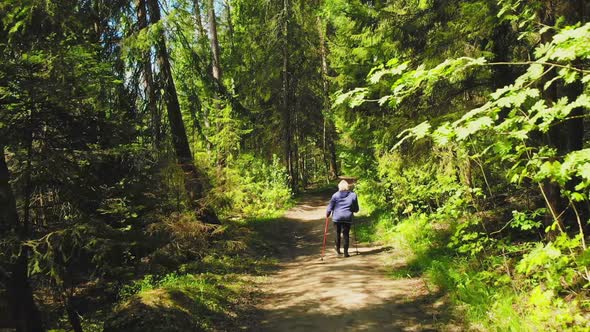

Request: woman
left=326, top=180, right=359, bottom=257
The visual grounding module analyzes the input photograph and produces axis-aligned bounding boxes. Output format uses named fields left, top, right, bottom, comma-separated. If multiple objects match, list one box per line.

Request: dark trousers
left=334, top=222, right=351, bottom=253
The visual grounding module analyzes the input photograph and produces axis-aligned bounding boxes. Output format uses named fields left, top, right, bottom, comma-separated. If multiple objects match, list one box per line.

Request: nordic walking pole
left=353, top=220, right=359, bottom=255
left=321, top=216, right=330, bottom=261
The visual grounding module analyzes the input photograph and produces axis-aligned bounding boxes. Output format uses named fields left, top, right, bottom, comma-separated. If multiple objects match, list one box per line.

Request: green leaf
left=543, top=76, right=560, bottom=90
left=349, top=90, right=368, bottom=108
left=432, top=122, right=454, bottom=146
left=510, top=130, right=528, bottom=140
left=534, top=42, right=553, bottom=59
left=412, top=121, right=431, bottom=139
left=333, top=88, right=368, bottom=108
left=569, top=192, right=586, bottom=202
left=558, top=66, right=578, bottom=84
left=378, top=95, right=391, bottom=106
left=367, top=66, right=387, bottom=84
left=418, top=0, right=433, bottom=10
left=528, top=64, right=545, bottom=80
left=455, top=116, right=493, bottom=140
left=392, top=121, right=431, bottom=150
left=535, top=160, right=562, bottom=183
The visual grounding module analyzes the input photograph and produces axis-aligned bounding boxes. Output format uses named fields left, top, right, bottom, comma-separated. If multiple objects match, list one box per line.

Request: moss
left=105, top=271, right=259, bottom=331
left=104, top=289, right=201, bottom=332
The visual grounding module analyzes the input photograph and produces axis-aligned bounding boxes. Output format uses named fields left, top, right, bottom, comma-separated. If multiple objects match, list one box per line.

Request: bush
left=211, top=154, right=293, bottom=218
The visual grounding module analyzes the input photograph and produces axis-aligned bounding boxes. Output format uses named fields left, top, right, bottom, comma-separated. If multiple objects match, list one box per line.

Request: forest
left=1, top=0, right=589, bottom=331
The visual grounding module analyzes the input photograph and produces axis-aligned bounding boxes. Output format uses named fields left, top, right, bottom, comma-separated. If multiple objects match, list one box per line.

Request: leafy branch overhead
left=330, top=5, right=590, bottom=328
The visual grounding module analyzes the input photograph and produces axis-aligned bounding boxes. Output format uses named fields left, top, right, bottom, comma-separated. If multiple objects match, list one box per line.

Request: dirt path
left=253, top=192, right=454, bottom=332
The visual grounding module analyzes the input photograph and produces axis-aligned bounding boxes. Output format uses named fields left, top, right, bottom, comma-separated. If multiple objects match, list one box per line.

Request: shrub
left=211, top=154, right=293, bottom=218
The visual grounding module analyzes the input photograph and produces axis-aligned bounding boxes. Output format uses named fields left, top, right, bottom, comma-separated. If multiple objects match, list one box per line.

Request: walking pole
left=321, top=216, right=330, bottom=261
left=353, top=220, right=359, bottom=255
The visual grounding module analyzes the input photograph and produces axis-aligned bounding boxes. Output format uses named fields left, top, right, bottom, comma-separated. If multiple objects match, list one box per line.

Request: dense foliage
left=331, top=0, right=590, bottom=329
left=0, top=0, right=298, bottom=330
left=1, top=0, right=589, bottom=330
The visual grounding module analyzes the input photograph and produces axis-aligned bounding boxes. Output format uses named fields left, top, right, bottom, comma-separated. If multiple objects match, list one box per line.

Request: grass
left=356, top=207, right=590, bottom=331
left=102, top=212, right=286, bottom=332
left=107, top=274, right=261, bottom=331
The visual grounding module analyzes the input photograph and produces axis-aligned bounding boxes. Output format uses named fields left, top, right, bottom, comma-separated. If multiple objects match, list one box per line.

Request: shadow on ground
left=257, top=293, right=447, bottom=332
left=247, top=192, right=458, bottom=331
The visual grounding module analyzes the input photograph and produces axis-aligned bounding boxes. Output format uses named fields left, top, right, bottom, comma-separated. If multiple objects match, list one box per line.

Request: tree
left=536, top=0, right=588, bottom=233
left=136, top=0, right=162, bottom=148
left=281, top=0, right=295, bottom=189
left=208, top=0, right=223, bottom=82
left=317, top=15, right=338, bottom=179
left=0, top=144, right=44, bottom=332
left=147, top=0, right=219, bottom=223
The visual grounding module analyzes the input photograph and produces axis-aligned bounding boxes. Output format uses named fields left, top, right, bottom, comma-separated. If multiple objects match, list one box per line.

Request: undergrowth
left=358, top=189, right=590, bottom=331
left=337, top=20, right=590, bottom=332
left=209, top=153, right=294, bottom=218
left=98, top=214, right=282, bottom=332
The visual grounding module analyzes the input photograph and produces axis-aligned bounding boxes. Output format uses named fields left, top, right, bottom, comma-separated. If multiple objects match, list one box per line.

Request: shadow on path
left=249, top=192, right=457, bottom=331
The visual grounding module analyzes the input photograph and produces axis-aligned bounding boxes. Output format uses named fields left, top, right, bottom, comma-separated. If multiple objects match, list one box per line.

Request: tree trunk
left=488, top=0, right=518, bottom=92
left=317, top=16, right=338, bottom=179
left=207, top=0, right=230, bottom=167
left=0, top=146, right=18, bottom=234
left=327, top=134, right=338, bottom=179
left=0, top=145, right=45, bottom=332
left=293, top=96, right=300, bottom=191
left=208, top=0, right=223, bottom=82
left=191, top=0, right=246, bottom=117
left=190, top=0, right=215, bottom=153
left=538, top=3, right=565, bottom=237
left=64, top=291, right=83, bottom=332
left=193, top=0, right=207, bottom=41
left=223, top=0, right=235, bottom=55
left=281, top=0, right=295, bottom=190
left=147, top=0, right=219, bottom=223
left=538, top=0, right=587, bottom=236
left=136, top=0, right=161, bottom=147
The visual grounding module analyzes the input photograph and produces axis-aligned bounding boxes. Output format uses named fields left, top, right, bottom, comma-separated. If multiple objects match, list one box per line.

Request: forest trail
left=253, top=192, right=454, bottom=332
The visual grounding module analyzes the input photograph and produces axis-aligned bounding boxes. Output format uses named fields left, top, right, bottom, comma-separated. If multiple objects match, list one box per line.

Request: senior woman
left=326, top=180, right=359, bottom=257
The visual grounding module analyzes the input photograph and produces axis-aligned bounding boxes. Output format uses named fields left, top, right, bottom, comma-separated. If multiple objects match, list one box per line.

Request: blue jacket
left=326, top=191, right=359, bottom=223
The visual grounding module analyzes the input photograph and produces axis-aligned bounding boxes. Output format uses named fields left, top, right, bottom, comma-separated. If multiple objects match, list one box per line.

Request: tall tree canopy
left=1, top=0, right=589, bottom=330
